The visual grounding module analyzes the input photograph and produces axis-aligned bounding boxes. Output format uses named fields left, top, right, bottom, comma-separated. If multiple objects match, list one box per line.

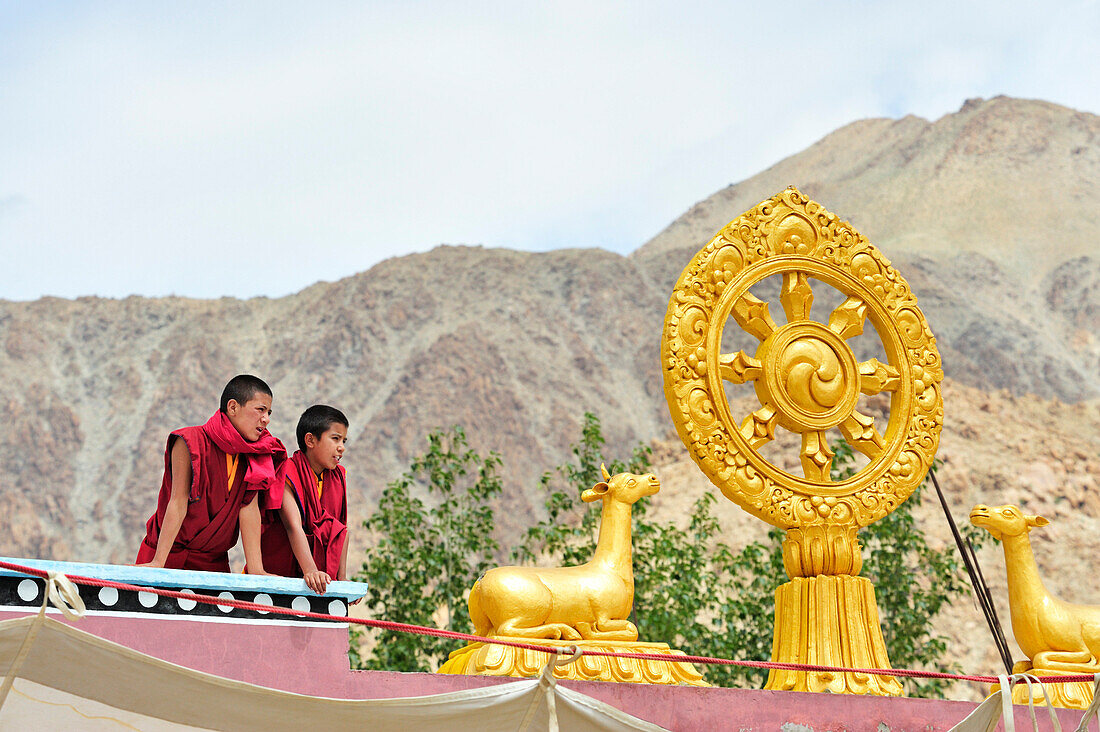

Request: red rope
left=2, top=559, right=1096, bottom=686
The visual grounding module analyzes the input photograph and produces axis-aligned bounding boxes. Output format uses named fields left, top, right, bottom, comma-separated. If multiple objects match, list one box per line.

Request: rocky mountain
left=1, top=98, right=1097, bottom=687
left=638, top=95, right=1100, bottom=402
left=640, top=96, right=1100, bottom=276
left=0, top=247, right=674, bottom=561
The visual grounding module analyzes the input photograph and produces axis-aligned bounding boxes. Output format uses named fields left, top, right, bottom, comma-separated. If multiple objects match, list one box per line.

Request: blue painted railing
left=0, top=556, right=368, bottom=603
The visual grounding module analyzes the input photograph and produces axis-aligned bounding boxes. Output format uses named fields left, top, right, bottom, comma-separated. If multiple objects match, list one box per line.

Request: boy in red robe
left=260, top=404, right=349, bottom=594
left=135, top=374, right=288, bottom=573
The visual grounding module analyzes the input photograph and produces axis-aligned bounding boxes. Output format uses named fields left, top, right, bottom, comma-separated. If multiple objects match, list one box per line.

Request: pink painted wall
left=13, top=609, right=1087, bottom=732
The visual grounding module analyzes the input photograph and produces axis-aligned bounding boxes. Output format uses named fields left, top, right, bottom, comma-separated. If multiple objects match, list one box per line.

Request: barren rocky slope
left=640, top=96, right=1099, bottom=277
left=0, top=97, right=1097, bottom=691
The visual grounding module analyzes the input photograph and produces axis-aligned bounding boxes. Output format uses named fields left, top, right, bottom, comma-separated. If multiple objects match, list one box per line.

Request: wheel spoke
left=828, top=297, right=868, bottom=340
left=739, top=404, right=778, bottom=449
left=732, top=293, right=778, bottom=341
left=858, top=358, right=901, bottom=394
left=800, top=430, right=834, bottom=482
left=720, top=351, right=762, bottom=384
left=839, top=411, right=885, bottom=459
left=780, top=272, right=814, bottom=323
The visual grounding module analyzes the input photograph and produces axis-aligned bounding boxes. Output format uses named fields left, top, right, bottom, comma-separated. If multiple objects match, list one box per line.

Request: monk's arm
left=337, top=533, right=348, bottom=581
left=279, top=484, right=331, bottom=594
left=337, top=489, right=348, bottom=581
left=240, top=499, right=270, bottom=575
left=138, top=438, right=191, bottom=568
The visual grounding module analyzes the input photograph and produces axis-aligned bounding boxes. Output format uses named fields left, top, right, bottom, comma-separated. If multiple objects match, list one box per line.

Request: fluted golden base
left=437, top=639, right=708, bottom=686
left=995, top=665, right=1097, bottom=709
left=766, top=574, right=903, bottom=696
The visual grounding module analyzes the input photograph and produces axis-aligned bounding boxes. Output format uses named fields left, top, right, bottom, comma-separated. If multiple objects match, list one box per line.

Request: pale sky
left=2, top=1, right=1098, bottom=301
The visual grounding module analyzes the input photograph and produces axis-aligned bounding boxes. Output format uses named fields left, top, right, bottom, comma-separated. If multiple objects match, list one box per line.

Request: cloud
left=0, top=1, right=1097, bottom=300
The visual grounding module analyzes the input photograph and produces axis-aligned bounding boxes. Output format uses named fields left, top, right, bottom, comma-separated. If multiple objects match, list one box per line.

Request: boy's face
left=226, top=393, right=272, bottom=442
left=305, top=423, right=347, bottom=471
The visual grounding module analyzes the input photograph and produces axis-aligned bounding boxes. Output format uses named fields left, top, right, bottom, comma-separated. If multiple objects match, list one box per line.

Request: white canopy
left=0, top=616, right=667, bottom=731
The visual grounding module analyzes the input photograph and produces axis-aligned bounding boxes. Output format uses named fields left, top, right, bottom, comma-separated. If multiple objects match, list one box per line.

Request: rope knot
left=44, top=571, right=86, bottom=621
left=554, top=645, right=582, bottom=667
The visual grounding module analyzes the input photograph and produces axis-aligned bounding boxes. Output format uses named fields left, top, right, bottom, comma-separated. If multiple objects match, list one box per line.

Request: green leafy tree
left=351, top=426, right=502, bottom=671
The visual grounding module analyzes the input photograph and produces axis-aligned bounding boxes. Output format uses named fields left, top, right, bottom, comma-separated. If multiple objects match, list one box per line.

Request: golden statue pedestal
left=764, top=526, right=902, bottom=695
left=768, top=574, right=901, bottom=695
left=439, top=639, right=708, bottom=686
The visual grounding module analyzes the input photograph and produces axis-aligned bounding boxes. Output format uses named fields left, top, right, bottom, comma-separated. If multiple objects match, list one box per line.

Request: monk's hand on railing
left=304, top=570, right=331, bottom=595
left=132, top=560, right=166, bottom=569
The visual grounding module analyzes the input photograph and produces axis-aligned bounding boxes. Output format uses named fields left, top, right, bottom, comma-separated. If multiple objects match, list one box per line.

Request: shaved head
left=219, top=374, right=272, bottom=413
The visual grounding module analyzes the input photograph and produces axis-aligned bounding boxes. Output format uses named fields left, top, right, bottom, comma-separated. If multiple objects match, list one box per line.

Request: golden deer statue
left=468, top=463, right=657, bottom=641
left=970, top=503, right=1100, bottom=708
left=438, top=465, right=706, bottom=684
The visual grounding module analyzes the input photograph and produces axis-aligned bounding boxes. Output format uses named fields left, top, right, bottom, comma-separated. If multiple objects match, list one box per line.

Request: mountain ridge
left=636, top=96, right=1100, bottom=279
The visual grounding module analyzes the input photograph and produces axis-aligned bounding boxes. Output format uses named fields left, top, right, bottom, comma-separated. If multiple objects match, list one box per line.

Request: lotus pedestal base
left=766, top=574, right=903, bottom=696
left=438, top=639, right=708, bottom=686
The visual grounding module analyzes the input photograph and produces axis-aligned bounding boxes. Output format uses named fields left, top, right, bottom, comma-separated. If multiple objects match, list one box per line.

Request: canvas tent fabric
left=0, top=615, right=668, bottom=731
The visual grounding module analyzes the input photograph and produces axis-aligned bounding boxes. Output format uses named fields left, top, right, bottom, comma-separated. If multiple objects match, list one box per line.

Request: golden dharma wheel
left=661, top=187, right=943, bottom=530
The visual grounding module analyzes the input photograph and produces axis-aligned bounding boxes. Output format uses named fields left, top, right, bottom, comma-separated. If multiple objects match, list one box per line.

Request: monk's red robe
left=136, top=412, right=287, bottom=572
left=260, top=450, right=347, bottom=578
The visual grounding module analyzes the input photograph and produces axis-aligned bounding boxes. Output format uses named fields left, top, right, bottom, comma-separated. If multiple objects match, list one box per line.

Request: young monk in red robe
left=135, top=374, right=288, bottom=573
left=260, top=404, right=349, bottom=594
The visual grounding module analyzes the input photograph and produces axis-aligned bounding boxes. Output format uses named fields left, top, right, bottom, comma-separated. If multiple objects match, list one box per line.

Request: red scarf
left=201, top=411, right=288, bottom=509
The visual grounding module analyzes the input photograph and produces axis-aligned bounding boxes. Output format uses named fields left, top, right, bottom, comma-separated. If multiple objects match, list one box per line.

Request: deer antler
left=600, top=463, right=611, bottom=481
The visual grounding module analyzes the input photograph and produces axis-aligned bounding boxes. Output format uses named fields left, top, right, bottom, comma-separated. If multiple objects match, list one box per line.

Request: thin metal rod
left=930, top=468, right=1014, bottom=675
left=965, top=535, right=1013, bottom=670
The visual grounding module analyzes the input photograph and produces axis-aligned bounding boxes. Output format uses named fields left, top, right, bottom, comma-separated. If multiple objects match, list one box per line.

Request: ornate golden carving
left=439, top=640, right=707, bottom=686
left=782, top=525, right=862, bottom=578
left=661, top=187, right=943, bottom=695
left=661, top=186, right=943, bottom=530
left=439, top=466, right=707, bottom=684
left=971, top=504, right=1100, bottom=709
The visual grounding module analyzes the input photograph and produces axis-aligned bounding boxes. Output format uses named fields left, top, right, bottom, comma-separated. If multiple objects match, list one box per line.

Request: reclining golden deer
left=468, top=464, right=658, bottom=641
left=970, top=504, right=1100, bottom=676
